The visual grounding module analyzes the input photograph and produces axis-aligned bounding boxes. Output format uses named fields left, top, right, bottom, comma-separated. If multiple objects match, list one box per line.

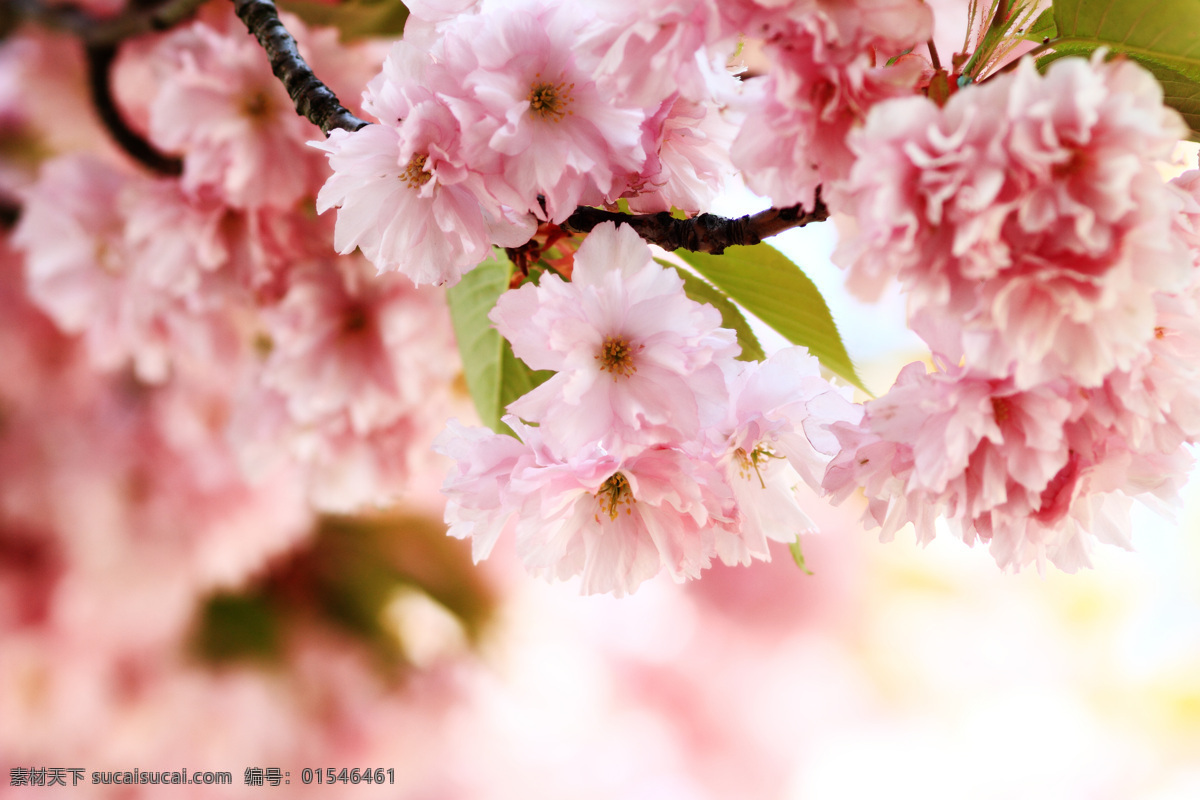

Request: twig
left=927, top=38, right=942, bottom=72
left=230, top=0, right=368, bottom=136
left=85, top=44, right=184, bottom=176
left=561, top=190, right=830, bottom=254
left=10, top=0, right=208, bottom=46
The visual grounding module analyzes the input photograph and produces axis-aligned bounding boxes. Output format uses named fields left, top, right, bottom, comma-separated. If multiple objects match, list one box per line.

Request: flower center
left=241, top=90, right=273, bottom=120
left=735, top=443, right=780, bottom=489
left=402, top=153, right=431, bottom=189
left=596, top=472, right=634, bottom=521
left=342, top=304, right=370, bottom=334
left=596, top=335, right=637, bottom=378
left=991, top=396, right=1011, bottom=424
left=528, top=75, right=574, bottom=122
left=95, top=240, right=123, bottom=275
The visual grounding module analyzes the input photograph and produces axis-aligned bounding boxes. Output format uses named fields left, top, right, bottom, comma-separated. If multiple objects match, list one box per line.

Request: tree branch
left=230, top=0, right=368, bottom=136
left=561, top=190, right=830, bottom=254
left=10, top=0, right=207, bottom=46
left=85, top=44, right=184, bottom=176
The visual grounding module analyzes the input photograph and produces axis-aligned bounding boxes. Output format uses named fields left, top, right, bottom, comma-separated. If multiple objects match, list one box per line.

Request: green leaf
left=1049, top=0, right=1200, bottom=139
left=192, top=592, right=280, bottom=664
left=655, top=259, right=766, bottom=363
left=674, top=244, right=868, bottom=393
left=1023, top=7, right=1058, bottom=41
left=446, top=253, right=553, bottom=436
left=280, top=0, right=409, bottom=42
left=788, top=538, right=814, bottom=575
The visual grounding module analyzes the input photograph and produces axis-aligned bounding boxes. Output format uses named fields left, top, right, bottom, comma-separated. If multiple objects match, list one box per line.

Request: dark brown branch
left=561, top=190, right=830, bottom=254
left=231, top=0, right=368, bottom=136
left=85, top=44, right=184, bottom=176
left=10, top=0, right=207, bottom=46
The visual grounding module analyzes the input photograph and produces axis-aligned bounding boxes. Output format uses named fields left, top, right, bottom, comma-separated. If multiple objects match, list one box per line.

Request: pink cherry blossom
left=823, top=362, right=1079, bottom=569
left=13, top=156, right=179, bottom=381
left=824, top=356, right=1196, bottom=573
left=708, top=347, right=862, bottom=566
left=315, top=40, right=535, bottom=285
left=438, top=414, right=735, bottom=597
left=491, top=222, right=738, bottom=454
left=581, top=0, right=721, bottom=108
left=511, top=443, right=733, bottom=596
left=235, top=254, right=459, bottom=511
left=145, top=16, right=344, bottom=209
left=314, top=106, right=532, bottom=287
left=434, top=419, right=532, bottom=563
left=730, top=1, right=931, bottom=208
left=836, top=54, right=1191, bottom=388
left=435, top=4, right=647, bottom=222
left=621, top=92, right=738, bottom=215
left=259, top=255, right=456, bottom=433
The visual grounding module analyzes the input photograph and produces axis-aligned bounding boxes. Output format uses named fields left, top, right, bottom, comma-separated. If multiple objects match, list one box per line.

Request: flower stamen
left=596, top=472, right=634, bottom=520
left=596, top=335, right=638, bottom=378
left=402, top=153, right=431, bottom=189
left=736, top=443, right=781, bottom=489
left=528, top=74, right=575, bottom=122
left=992, top=396, right=1011, bottom=423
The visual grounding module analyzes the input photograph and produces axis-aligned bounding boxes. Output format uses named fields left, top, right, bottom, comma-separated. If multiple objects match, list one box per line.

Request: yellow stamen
left=596, top=335, right=638, bottom=378
left=736, top=443, right=780, bottom=489
left=596, top=472, right=634, bottom=521
left=528, top=74, right=575, bottom=122
left=402, top=153, right=431, bottom=189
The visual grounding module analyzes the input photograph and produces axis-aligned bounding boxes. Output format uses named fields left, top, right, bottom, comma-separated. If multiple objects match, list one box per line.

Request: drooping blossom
left=708, top=347, right=861, bottom=565
left=823, top=358, right=1194, bottom=572
left=14, top=157, right=175, bottom=381
left=313, top=104, right=528, bottom=287
left=443, top=221, right=866, bottom=593
left=437, top=418, right=734, bottom=597
left=234, top=254, right=459, bottom=511
left=144, top=14, right=359, bottom=209
left=730, top=0, right=932, bottom=208
left=835, top=54, right=1191, bottom=388
left=258, top=256, right=456, bottom=434
left=621, top=91, right=739, bottom=215
left=491, top=221, right=739, bottom=454
left=434, top=3, right=647, bottom=222
left=314, top=42, right=535, bottom=286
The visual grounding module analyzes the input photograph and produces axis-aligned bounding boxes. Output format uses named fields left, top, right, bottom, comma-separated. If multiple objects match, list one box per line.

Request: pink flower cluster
left=314, top=0, right=934, bottom=286
left=824, top=55, right=1200, bottom=572
left=437, top=223, right=860, bottom=595
left=9, top=13, right=460, bottom=513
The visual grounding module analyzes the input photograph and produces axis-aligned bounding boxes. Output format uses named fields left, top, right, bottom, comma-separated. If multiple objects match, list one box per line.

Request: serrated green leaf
left=446, top=254, right=553, bottom=436
left=1024, top=7, right=1057, bottom=41
left=655, top=258, right=766, bottom=363
left=280, top=0, right=409, bottom=42
left=1049, top=0, right=1200, bottom=139
left=674, top=244, right=868, bottom=393
left=788, top=538, right=814, bottom=575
